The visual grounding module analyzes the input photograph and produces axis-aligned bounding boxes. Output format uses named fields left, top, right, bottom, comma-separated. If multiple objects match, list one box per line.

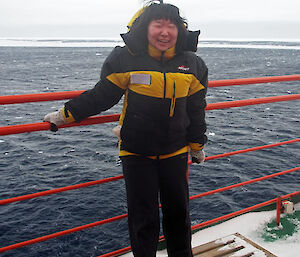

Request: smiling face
left=147, top=19, right=178, bottom=51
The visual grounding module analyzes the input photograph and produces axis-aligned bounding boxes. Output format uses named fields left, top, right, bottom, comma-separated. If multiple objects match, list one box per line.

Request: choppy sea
left=0, top=39, right=299, bottom=257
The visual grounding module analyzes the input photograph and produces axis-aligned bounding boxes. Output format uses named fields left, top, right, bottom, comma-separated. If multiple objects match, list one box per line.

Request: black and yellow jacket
left=63, top=30, right=208, bottom=159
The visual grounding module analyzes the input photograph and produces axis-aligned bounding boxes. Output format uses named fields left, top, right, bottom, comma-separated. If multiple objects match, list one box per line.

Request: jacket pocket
left=120, top=112, right=161, bottom=155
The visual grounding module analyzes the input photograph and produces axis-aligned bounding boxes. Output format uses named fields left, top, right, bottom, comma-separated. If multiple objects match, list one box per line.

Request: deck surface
left=192, top=232, right=277, bottom=257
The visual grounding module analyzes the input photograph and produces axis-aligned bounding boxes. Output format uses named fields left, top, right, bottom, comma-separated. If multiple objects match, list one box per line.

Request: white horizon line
left=0, top=37, right=300, bottom=42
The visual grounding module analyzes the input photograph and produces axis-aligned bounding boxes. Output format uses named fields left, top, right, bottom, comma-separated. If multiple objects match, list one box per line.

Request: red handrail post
left=276, top=196, right=282, bottom=226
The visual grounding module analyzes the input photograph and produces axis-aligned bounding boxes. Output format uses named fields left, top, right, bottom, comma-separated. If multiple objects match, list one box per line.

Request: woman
left=45, top=2, right=208, bottom=256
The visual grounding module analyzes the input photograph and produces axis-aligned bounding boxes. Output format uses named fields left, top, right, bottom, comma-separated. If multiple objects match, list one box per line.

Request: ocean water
left=0, top=40, right=299, bottom=256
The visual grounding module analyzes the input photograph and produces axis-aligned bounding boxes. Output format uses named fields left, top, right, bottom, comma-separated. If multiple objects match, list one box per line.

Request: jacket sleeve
left=64, top=47, right=128, bottom=122
left=186, top=56, right=208, bottom=150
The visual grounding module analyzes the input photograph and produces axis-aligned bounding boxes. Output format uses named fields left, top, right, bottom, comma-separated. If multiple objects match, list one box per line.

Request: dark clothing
left=121, top=153, right=193, bottom=257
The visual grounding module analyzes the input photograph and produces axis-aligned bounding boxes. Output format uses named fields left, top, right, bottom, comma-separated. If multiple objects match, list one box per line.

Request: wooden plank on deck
left=192, top=232, right=277, bottom=257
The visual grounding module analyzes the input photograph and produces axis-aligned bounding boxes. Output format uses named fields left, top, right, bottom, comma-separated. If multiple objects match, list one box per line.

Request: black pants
left=121, top=153, right=193, bottom=257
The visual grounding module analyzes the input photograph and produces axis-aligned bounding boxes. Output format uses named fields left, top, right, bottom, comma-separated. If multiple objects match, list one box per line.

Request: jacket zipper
left=169, top=82, right=176, bottom=117
left=160, top=51, right=176, bottom=117
left=160, top=51, right=167, bottom=99
left=163, top=72, right=167, bottom=98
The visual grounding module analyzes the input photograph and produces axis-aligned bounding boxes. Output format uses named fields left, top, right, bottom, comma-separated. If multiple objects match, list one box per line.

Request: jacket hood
left=120, top=30, right=145, bottom=55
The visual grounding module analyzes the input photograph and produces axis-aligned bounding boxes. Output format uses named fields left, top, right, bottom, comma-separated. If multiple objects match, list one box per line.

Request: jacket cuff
left=62, top=107, right=75, bottom=124
left=189, top=142, right=204, bottom=151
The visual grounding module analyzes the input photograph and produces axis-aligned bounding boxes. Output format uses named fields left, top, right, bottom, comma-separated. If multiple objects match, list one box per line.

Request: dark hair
left=130, top=3, right=188, bottom=52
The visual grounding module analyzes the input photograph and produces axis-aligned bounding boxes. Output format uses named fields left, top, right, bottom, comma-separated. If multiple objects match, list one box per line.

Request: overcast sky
left=1, top=0, right=300, bottom=40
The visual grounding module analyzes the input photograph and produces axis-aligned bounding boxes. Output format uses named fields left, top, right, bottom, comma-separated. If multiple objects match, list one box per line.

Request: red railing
left=1, top=75, right=300, bottom=136
left=1, top=75, right=299, bottom=256
left=1, top=138, right=299, bottom=206
left=1, top=75, right=299, bottom=105
left=1, top=94, right=300, bottom=136
left=208, top=74, right=300, bottom=87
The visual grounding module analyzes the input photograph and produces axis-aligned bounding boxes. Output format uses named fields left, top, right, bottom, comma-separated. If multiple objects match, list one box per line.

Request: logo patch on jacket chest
left=130, top=73, right=151, bottom=85
left=178, top=65, right=190, bottom=71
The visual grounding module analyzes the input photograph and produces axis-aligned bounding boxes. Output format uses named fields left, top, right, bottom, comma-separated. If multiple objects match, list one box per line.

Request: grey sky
left=1, top=0, right=300, bottom=40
